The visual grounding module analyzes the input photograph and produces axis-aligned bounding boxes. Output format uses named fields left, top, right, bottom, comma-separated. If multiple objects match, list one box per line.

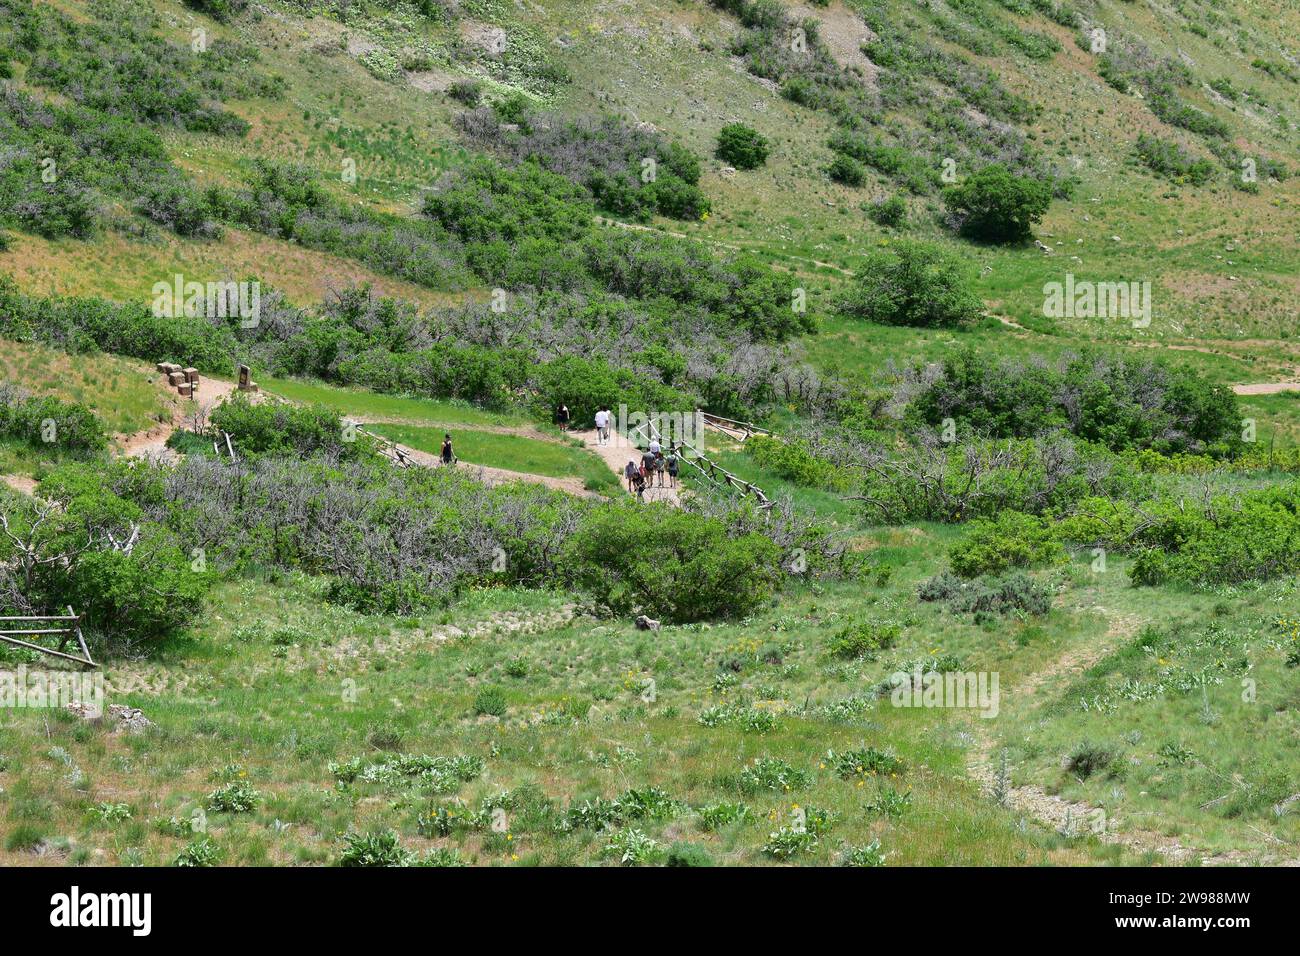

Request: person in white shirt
left=594, top=408, right=608, bottom=444
left=648, top=437, right=661, bottom=455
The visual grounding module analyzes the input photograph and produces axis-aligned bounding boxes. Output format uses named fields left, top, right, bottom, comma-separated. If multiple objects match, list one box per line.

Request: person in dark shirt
left=557, top=404, right=571, bottom=431
left=441, top=434, right=454, bottom=465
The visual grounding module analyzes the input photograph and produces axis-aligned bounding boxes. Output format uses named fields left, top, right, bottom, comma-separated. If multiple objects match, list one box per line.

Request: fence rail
left=628, top=418, right=772, bottom=510
left=701, top=412, right=771, bottom=442
left=0, top=606, right=95, bottom=667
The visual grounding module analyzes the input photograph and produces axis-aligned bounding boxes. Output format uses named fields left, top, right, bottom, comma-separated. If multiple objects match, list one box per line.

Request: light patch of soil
left=117, top=376, right=241, bottom=461
left=2, top=475, right=38, bottom=495
left=1233, top=382, right=1300, bottom=395
left=790, top=1, right=878, bottom=84
left=407, top=69, right=461, bottom=93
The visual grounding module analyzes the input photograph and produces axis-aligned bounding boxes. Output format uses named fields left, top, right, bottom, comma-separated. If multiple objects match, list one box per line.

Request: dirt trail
left=571, top=427, right=682, bottom=506
left=117, top=376, right=240, bottom=461
left=1233, top=382, right=1300, bottom=395
left=965, top=612, right=1248, bottom=864
left=391, top=441, right=599, bottom=498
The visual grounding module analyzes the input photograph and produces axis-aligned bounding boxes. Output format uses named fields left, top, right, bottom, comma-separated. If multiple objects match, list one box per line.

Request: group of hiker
left=624, top=437, right=679, bottom=501
left=437, top=407, right=683, bottom=501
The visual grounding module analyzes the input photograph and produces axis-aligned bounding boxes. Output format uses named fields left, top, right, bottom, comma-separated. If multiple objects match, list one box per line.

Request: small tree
left=837, top=241, right=983, bottom=328
left=943, top=164, right=1052, bottom=243
left=827, top=154, right=865, bottom=186
left=716, top=123, right=770, bottom=170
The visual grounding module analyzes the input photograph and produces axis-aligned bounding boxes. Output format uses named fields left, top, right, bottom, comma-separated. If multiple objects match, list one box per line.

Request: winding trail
left=965, top=611, right=1296, bottom=866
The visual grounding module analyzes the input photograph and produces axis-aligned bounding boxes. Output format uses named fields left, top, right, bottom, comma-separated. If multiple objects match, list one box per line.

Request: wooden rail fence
left=0, top=607, right=95, bottom=667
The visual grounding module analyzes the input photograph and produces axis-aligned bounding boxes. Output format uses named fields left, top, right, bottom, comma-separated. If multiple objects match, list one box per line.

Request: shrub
left=827, top=620, right=901, bottom=660
left=697, top=802, right=751, bottom=830
left=868, top=194, right=907, bottom=227
left=737, top=757, right=810, bottom=795
left=838, top=840, right=887, bottom=866
left=948, top=511, right=1064, bottom=578
left=911, top=348, right=1243, bottom=456
left=716, top=123, right=769, bottom=169
left=602, top=828, right=663, bottom=866
left=448, top=80, right=483, bottom=106
left=665, top=842, right=714, bottom=867
left=563, top=505, right=783, bottom=623
left=337, top=829, right=415, bottom=867
left=827, top=746, right=904, bottom=779
left=173, top=837, right=221, bottom=867
left=210, top=398, right=371, bottom=461
left=0, top=392, right=107, bottom=452
left=183, top=0, right=250, bottom=23
left=762, top=826, right=818, bottom=859
left=206, top=780, right=260, bottom=813
left=473, top=687, right=507, bottom=717
left=943, top=163, right=1052, bottom=243
left=1065, top=741, right=1117, bottom=780
left=827, top=153, right=865, bottom=186
left=837, top=241, right=983, bottom=328
left=744, top=435, right=850, bottom=491
left=1134, top=134, right=1216, bottom=185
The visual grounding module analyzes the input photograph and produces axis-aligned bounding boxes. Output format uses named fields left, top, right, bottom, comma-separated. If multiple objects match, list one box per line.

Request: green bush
left=827, top=154, right=865, bottom=186
left=563, top=505, right=783, bottom=623
left=337, top=829, right=414, bottom=867
left=665, top=842, right=714, bottom=867
left=867, top=194, right=907, bottom=227
left=837, top=241, right=983, bottom=328
left=716, top=123, right=769, bottom=170
left=943, top=163, right=1052, bottom=243
left=210, top=398, right=372, bottom=461
left=948, top=511, right=1064, bottom=578
left=473, top=687, right=507, bottom=717
left=911, top=347, right=1243, bottom=456
left=744, top=435, right=851, bottom=491
left=827, top=619, right=901, bottom=659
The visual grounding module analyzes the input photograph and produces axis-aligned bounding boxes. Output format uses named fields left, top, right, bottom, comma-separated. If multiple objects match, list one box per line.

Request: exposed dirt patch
left=2, top=475, right=39, bottom=495
left=1234, top=382, right=1300, bottom=395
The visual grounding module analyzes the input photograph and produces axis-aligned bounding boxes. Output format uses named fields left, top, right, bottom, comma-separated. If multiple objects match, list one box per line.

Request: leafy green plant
left=716, top=123, right=769, bottom=169
left=837, top=241, right=983, bottom=328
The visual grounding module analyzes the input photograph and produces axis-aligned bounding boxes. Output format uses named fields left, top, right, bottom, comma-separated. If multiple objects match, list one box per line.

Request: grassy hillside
left=1, top=0, right=1299, bottom=869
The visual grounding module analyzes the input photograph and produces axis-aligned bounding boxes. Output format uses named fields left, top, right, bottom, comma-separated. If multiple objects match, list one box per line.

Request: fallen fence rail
left=0, top=606, right=95, bottom=667
left=701, top=412, right=772, bottom=442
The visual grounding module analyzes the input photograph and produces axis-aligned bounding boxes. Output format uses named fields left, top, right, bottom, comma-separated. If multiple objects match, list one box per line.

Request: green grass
left=0, top=573, right=1128, bottom=866
left=261, top=377, right=526, bottom=428
left=0, top=338, right=168, bottom=436
left=369, top=422, right=619, bottom=492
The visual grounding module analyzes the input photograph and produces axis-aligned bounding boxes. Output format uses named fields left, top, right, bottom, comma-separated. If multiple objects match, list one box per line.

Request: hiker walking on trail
left=595, top=407, right=609, bottom=445
left=625, top=460, right=638, bottom=492
left=633, top=469, right=646, bottom=502
left=557, top=404, right=571, bottom=432
left=641, top=448, right=657, bottom=481
left=600, top=406, right=612, bottom=444
left=666, top=447, right=679, bottom=488
left=654, top=450, right=666, bottom=487
left=441, top=434, right=455, bottom=466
